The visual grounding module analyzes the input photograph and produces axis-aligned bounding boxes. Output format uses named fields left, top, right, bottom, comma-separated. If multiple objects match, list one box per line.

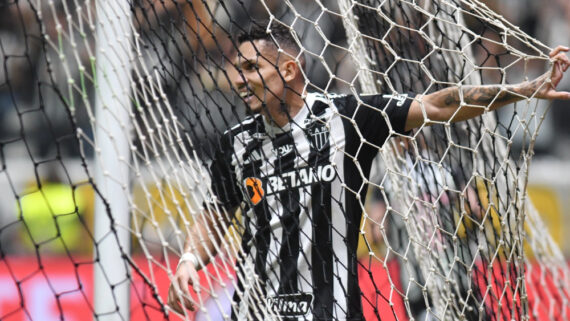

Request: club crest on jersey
left=243, top=177, right=264, bottom=205
left=307, top=125, right=329, bottom=151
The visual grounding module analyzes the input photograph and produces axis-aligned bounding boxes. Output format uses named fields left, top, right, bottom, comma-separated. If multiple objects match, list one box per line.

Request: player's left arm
left=404, top=46, right=570, bottom=131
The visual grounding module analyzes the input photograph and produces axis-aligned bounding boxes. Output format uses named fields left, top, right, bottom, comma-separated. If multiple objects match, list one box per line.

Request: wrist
left=177, top=252, right=200, bottom=271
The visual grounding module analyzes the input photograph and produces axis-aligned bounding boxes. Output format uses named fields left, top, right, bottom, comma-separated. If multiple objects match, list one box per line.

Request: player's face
left=232, top=40, right=285, bottom=116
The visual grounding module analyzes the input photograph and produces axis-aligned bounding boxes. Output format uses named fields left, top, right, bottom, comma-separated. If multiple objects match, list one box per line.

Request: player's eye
left=243, top=61, right=258, bottom=71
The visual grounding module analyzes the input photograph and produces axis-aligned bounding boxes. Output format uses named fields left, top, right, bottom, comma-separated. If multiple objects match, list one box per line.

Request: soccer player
left=167, top=22, right=570, bottom=320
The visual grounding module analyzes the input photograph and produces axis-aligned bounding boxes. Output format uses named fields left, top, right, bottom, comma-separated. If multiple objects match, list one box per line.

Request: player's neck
left=264, top=90, right=306, bottom=128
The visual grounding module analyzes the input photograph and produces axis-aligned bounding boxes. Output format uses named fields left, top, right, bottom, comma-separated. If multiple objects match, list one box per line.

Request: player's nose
left=234, top=72, right=248, bottom=89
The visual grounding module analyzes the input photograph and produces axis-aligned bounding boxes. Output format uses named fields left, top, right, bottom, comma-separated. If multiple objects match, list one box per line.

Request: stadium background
left=0, top=0, right=569, bottom=320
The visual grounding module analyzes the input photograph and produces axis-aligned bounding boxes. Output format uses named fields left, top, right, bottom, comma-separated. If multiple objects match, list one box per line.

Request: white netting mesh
left=1, top=0, right=569, bottom=320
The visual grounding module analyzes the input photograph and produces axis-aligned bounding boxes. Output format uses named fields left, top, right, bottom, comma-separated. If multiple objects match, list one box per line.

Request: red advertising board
left=0, top=255, right=409, bottom=321
left=5, top=255, right=563, bottom=321
left=0, top=256, right=233, bottom=321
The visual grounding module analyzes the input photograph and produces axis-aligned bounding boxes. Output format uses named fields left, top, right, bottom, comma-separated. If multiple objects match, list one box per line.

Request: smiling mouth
left=239, top=90, right=255, bottom=101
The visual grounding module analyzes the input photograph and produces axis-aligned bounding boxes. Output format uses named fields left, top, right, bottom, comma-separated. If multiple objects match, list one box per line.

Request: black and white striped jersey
left=209, top=92, right=413, bottom=320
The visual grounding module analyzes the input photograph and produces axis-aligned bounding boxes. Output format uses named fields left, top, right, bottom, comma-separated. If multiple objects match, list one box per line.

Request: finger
left=548, top=67, right=562, bottom=89
left=182, top=293, right=196, bottom=312
left=178, top=276, right=196, bottom=311
left=189, top=269, right=201, bottom=293
left=167, top=286, right=186, bottom=315
left=168, top=298, right=185, bottom=315
left=549, top=45, right=569, bottom=58
left=554, top=52, right=570, bottom=66
left=551, top=55, right=570, bottom=75
left=545, top=90, right=570, bottom=100
left=549, top=58, right=568, bottom=87
left=180, top=297, right=195, bottom=311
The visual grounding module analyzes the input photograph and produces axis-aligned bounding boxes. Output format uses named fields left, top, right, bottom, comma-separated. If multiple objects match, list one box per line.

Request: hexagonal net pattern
left=0, top=0, right=568, bottom=320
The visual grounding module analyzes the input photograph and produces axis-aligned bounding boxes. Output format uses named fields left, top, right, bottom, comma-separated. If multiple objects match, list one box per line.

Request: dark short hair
left=237, top=22, right=304, bottom=65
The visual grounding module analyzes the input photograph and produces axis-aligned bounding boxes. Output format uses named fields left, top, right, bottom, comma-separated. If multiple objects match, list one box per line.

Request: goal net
left=1, top=0, right=568, bottom=320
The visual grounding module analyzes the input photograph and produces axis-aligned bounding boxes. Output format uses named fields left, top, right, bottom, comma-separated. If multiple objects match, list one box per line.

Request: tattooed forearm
left=463, top=86, right=518, bottom=105
left=411, top=47, right=570, bottom=129
left=412, top=71, right=555, bottom=128
left=436, top=77, right=546, bottom=108
left=442, top=88, right=460, bottom=106
left=438, top=85, right=519, bottom=107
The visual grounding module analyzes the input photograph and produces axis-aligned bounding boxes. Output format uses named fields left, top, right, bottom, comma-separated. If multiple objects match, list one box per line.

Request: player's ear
left=280, top=59, right=300, bottom=83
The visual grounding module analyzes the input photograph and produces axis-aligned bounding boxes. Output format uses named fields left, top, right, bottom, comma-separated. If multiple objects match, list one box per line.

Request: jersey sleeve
left=333, top=93, right=414, bottom=147
left=208, top=132, right=242, bottom=210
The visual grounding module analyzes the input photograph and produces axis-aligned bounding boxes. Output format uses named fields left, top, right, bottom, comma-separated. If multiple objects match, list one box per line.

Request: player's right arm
left=167, top=129, right=241, bottom=314
left=167, top=205, right=236, bottom=314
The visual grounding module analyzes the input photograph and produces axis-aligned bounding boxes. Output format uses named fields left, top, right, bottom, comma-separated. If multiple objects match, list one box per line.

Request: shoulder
left=305, top=92, right=355, bottom=115
left=306, top=92, right=351, bottom=104
left=224, top=114, right=264, bottom=138
left=220, top=114, right=271, bottom=156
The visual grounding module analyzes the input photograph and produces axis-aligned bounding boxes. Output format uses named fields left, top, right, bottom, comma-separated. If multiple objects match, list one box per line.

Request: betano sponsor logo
left=243, top=164, right=336, bottom=204
left=243, top=177, right=264, bottom=205
left=267, top=164, right=335, bottom=194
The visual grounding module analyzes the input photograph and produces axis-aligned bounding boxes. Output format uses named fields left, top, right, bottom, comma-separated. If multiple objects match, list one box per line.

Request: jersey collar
left=262, top=98, right=311, bottom=137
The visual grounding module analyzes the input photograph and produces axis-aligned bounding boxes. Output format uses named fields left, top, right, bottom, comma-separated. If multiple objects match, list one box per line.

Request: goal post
left=92, top=0, right=132, bottom=319
left=1, top=0, right=569, bottom=320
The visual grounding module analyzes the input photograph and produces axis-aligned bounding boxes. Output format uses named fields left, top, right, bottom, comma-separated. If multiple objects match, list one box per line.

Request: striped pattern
left=210, top=92, right=413, bottom=320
